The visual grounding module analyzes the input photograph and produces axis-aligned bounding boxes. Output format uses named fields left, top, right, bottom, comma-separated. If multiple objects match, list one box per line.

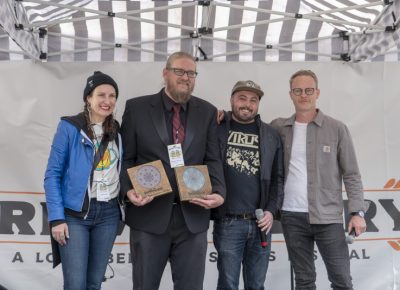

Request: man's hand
left=217, top=110, right=225, bottom=124
left=347, top=215, right=366, bottom=237
left=52, top=223, right=69, bottom=246
left=127, top=188, right=154, bottom=206
left=257, top=211, right=274, bottom=233
left=190, top=193, right=224, bottom=209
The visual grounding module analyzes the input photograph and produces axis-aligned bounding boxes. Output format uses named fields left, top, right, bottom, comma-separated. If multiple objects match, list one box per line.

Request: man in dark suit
left=120, top=51, right=226, bottom=290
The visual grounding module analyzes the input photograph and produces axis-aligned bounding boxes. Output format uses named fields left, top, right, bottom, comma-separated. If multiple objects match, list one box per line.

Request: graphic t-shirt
left=91, top=123, right=120, bottom=200
left=224, top=120, right=260, bottom=214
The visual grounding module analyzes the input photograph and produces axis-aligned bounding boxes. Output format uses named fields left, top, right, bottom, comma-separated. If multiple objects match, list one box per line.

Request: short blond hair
left=289, top=70, right=318, bottom=88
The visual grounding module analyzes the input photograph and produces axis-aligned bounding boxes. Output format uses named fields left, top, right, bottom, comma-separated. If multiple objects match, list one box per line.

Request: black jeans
left=281, top=211, right=353, bottom=290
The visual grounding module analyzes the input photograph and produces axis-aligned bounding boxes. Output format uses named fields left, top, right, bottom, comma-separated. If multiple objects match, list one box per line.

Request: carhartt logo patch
left=323, top=145, right=331, bottom=153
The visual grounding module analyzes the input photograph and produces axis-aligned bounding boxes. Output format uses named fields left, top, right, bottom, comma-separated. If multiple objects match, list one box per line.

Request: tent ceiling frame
left=23, top=0, right=198, bottom=32
left=5, top=0, right=394, bottom=61
left=23, top=0, right=386, bottom=32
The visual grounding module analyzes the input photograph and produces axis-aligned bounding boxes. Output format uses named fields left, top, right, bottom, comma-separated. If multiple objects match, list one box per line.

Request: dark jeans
left=213, top=218, right=272, bottom=290
left=130, top=205, right=207, bottom=290
left=281, top=211, right=353, bottom=290
left=59, top=198, right=120, bottom=290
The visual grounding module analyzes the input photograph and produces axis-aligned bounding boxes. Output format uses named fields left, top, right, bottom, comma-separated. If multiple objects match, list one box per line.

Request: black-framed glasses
left=291, top=88, right=315, bottom=96
left=167, top=67, right=198, bottom=78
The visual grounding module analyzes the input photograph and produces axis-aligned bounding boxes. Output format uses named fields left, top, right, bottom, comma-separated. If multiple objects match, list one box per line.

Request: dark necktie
left=172, top=103, right=185, bottom=144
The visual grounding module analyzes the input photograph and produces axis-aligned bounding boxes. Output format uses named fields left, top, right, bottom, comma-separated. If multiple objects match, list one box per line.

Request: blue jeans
left=281, top=211, right=353, bottom=290
left=213, top=218, right=272, bottom=290
left=59, top=198, right=120, bottom=290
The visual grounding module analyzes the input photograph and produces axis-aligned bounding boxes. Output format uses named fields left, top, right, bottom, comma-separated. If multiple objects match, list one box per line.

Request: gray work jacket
left=271, top=110, right=365, bottom=224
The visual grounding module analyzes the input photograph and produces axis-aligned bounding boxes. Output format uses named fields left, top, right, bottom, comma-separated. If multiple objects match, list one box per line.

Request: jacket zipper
left=80, top=130, right=94, bottom=219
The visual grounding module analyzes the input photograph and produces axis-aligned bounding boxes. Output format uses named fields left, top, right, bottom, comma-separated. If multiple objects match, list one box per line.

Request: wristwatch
left=352, top=210, right=365, bottom=218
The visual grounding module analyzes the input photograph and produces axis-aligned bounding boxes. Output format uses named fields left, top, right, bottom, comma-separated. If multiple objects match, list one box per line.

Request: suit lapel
left=149, top=92, right=199, bottom=155
left=150, top=94, right=170, bottom=148
left=183, top=97, right=198, bottom=154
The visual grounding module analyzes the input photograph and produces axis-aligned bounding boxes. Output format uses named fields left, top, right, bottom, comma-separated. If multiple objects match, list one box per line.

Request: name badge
left=97, top=179, right=111, bottom=201
left=168, top=144, right=185, bottom=168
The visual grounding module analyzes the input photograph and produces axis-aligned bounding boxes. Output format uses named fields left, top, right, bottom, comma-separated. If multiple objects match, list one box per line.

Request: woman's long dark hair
left=83, top=101, right=117, bottom=142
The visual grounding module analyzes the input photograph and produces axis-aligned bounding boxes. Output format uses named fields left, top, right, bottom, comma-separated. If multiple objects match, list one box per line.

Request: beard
left=165, top=79, right=194, bottom=104
left=232, top=106, right=257, bottom=123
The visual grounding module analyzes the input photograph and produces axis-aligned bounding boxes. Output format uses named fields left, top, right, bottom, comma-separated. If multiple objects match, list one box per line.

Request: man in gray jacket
left=271, top=69, right=366, bottom=290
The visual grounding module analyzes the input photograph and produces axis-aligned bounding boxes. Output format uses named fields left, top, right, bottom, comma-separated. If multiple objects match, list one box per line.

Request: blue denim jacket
left=44, top=114, right=122, bottom=222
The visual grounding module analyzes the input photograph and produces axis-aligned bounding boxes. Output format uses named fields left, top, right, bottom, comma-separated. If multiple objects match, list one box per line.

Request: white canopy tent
left=0, top=0, right=399, bottom=62
left=1, top=1, right=400, bottom=290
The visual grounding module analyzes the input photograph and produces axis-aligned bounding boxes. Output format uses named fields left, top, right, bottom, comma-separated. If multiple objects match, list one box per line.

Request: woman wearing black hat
left=44, top=71, right=122, bottom=290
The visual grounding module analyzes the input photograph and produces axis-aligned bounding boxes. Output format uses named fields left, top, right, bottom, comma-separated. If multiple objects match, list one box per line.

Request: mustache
left=239, top=106, right=252, bottom=112
left=177, top=81, right=190, bottom=86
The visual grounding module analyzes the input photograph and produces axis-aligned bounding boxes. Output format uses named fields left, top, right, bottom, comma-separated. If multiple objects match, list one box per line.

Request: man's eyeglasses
left=291, top=88, right=315, bottom=96
left=167, top=67, right=198, bottom=78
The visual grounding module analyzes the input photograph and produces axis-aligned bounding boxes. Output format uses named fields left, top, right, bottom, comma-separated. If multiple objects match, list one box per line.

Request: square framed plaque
left=174, top=165, right=212, bottom=201
left=127, top=160, right=172, bottom=198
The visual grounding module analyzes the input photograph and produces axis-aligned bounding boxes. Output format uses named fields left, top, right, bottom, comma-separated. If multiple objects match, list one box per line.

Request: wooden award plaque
left=174, top=165, right=212, bottom=201
left=127, top=160, right=172, bottom=197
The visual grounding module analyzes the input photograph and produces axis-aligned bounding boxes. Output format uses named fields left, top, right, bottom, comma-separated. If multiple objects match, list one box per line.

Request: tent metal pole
left=48, top=31, right=189, bottom=48
left=112, top=15, right=195, bottom=31
left=46, top=46, right=112, bottom=57
left=203, top=35, right=269, bottom=49
left=29, top=15, right=107, bottom=30
left=214, top=17, right=295, bottom=33
left=204, top=1, right=214, bottom=31
left=47, top=31, right=169, bottom=57
left=207, top=44, right=340, bottom=60
left=203, top=34, right=339, bottom=50
left=214, top=1, right=383, bottom=18
left=201, top=35, right=342, bottom=58
left=25, top=2, right=196, bottom=29
left=193, top=4, right=200, bottom=57
left=214, top=14, right=383, bottom=33
left=29, top=14, right=195, bottom=33
left=212, top=1, right=384, bottom=32
left=25, top=0, right=196, bottom=32
left=28, top=16, right=194, bottom=34
left=112, top=2, right=197, bottom=16
left=127, top=35, right=190, bottom=47
left=215, top=2, right=294, bottom=17
left=0, top=48, right=26, bottom=55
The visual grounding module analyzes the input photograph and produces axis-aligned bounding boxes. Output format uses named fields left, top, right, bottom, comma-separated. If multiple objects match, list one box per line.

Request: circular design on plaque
left=136, top=165, right=161, bottom=189
left=182, top=167, right=205, bottom=191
